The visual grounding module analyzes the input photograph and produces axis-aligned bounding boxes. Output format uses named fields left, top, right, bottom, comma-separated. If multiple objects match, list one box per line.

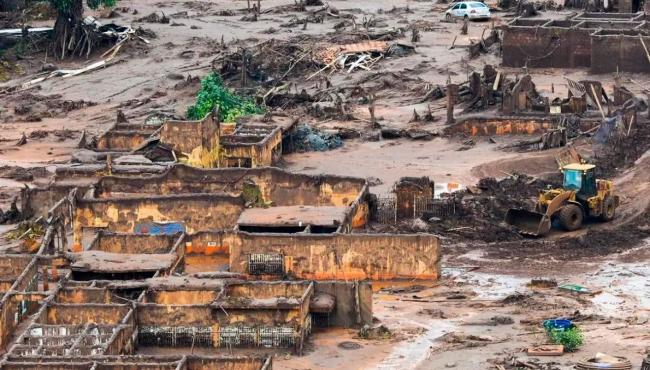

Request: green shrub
left=549, top=327, right=584, bottom=352
left=186, top=73, right=263, bottom=122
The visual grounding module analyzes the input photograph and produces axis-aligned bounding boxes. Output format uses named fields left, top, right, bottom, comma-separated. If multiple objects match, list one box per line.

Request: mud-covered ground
left=1, top=0, right=649, bottom=368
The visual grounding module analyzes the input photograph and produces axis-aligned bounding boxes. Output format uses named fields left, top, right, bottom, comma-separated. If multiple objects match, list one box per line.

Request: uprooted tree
left=50, top=0, right=118, bottom=59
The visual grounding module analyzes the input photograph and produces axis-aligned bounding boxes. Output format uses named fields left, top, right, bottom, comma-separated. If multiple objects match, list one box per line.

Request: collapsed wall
left=95, top=122, right=163, bottom=152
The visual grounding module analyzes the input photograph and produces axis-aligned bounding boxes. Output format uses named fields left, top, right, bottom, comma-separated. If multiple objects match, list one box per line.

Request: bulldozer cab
left=562, top=163, right=597, bottom=198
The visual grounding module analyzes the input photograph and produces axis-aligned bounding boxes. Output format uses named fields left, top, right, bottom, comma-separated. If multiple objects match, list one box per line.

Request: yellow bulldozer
left=505, top=163, right=619, bottom=236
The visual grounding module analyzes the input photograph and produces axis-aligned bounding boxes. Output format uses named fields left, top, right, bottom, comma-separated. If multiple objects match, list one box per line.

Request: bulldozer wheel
left=558, top=204, right=583, bottom=231
left=600, top=196, right=616, bottom=221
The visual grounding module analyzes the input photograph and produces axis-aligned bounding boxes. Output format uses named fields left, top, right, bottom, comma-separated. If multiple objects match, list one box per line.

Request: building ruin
left=503, top=12, right=650, bottom=73
left=82, top=112, right=286, bottom=169
left=0, top=117, right=440, bottom=366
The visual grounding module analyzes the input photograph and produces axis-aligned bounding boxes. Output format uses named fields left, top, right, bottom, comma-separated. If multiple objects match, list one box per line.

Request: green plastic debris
left=559, top=284, right=591, bottom=294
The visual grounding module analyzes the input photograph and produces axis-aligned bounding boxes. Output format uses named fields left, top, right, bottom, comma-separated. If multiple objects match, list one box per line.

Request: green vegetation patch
left=549, top=327, right=584, bottom=352
left=186, top=73, right=263, bottom=122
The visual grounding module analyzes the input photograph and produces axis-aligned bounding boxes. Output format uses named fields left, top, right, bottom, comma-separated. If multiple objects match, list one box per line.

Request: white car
left=445, top=1, right=491, bottom=20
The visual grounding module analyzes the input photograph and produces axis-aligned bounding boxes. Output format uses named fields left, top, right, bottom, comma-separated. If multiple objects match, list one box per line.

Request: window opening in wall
left=219, top=325, right=256, bottom=347
left=260, top=326, right=295, bottom=348
left=138, top=326, right=213, bottom=347
left=219, top=325, right=294, bottom=348
left=248, top=253, right=284, bottom=275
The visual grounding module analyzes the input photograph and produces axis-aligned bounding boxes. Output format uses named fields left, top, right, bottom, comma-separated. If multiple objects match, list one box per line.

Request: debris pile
left=357, top=324, right=392, bottom=339
left=0, top=165, right=47, bottom=182
left=5, top=92, right=96, bottom=122
left=18, top=17, right=149, bottom=88
left=594, top=108, right=650, bottom=177
left=314, top=41, right=414, bottom=76
left=369, top=173, right=556, bottom=242
left=285, top=123, right=343, bottom=152
left=137, top=11, right=170, bottom=24
left=0, top=200, right=21, bottom=224
left=212, top=38, right=318, bottom=86
left=426, top=174, right=553, bottom=241
left=212, top=37, right=415, bottom=88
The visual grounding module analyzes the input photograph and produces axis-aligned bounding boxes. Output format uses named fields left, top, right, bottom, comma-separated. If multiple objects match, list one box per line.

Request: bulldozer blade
left=505, top=209, right=552, bottom=236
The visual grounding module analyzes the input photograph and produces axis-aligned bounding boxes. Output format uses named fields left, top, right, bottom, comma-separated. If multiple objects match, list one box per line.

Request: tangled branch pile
left=212, top=38, right=319, bottom=86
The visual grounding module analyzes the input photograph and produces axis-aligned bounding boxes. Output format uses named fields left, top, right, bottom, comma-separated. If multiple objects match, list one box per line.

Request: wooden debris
left=16, top=132, right=27, bottom=146
left=19, top=22, right=134, bottom=89
left=590, top=84, right=606, bottom=119
left=411, top=28, right=421, bottom=42
left=527, top=345, right=564, bottom=356
left=21, top=56, right=123, bottom=89
left=410, top=108, right=421, bottom=122
left=314, top=41, right=402, bottom=75
left=627, top=114, right=634, bottom=135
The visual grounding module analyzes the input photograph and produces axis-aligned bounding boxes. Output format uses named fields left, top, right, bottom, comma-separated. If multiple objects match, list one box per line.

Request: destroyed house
left=19, top=165, right=440, bottom=281
left=0, top=162, right=439, bottom=366
left=94, top=121, right=163, bottom=152
left=439, top=70, right=642, bottom=152
left=0, top=267, right=369, bottom=356
left=87, top=113, right=284, bottom=168
left=138, top=281, right=313, bottom=352
left=12, top=285, right=135, bottom=357
left=73, top=165, right=369, bottom=237
left=0, top=254, right=42, bottom=349
left=3, top=282, right=277, bottom=364
left=502, top=13, right=650, bottom=73
left=220, top=124, right=283, bottom=168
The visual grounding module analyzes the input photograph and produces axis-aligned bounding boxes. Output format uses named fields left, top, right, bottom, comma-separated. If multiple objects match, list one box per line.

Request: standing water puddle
left=373, top=269, right=527, bottom=370
left=374, top=319, right=456, bottom=370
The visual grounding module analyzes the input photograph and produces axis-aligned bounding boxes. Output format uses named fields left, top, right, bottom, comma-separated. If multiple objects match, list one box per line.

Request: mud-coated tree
left=50, top=0, right=118, bottom=58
